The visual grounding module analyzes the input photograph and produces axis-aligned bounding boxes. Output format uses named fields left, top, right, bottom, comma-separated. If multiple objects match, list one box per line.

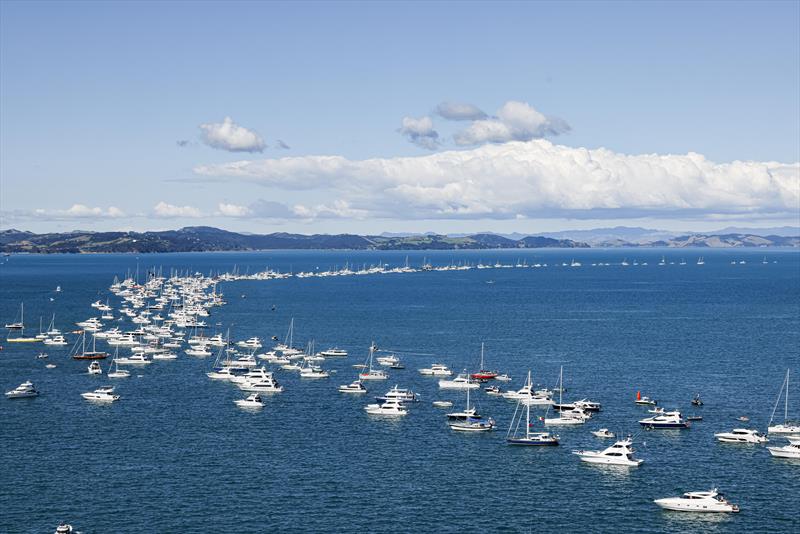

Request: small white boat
left=87, top=361, right=103, bottom=375
left=339, top=380, right=367, bottom=394
left=300, top=365, right=330, bottom=379
left=5, top=381, right=39, bottom=399
left=364, top=398, right=408, bottom=416
left=419, top=363, right=453, bottom=376
left=654, top=489, right=740, bottom=513
left=186, top=347, right=212, bottom=357
left=591, top=428, right=615, bottom=438
left=639, top=410, right=690, bottom=429
left=235, top=393, right=264, bottom=409
left=635, top=393, right=657, bottom=405
left=450, top=417, right=495, bottom=432
left=494, top=373, right=512, bottom=382
left=54, top=523, right=73, bottom=534
left=45, top=363, right=56, bottom=369
left=81, top=386, right=120, bottom=402
left=207, top=367, right=238, bottom=380
left=43, top=335, right=68, bottom=346
left=432, top=400, right=453, bottom=408
left=376, top=385, right=417, bottom=403
left=715, top=428, right=769, bottom=444
left=484, top=385, right=502, bottom=396
left=115, top=353, right=152, bottom=365
left=320, top=347, right=348, bottom=357
left=767, top=437, right=800, bottom=459
left=573, top=438, right=643, bottom=467
left=438, top=373, right=479, bottom=390
left=376, top=354, right=400, bottom=367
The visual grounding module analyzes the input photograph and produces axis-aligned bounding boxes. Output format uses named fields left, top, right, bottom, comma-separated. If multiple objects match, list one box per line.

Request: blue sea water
left=1, top=248, right=798, bottom=533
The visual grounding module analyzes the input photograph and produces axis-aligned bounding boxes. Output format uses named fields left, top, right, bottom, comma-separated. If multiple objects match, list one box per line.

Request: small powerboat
left=418, top=363, right=453, bottom=376
left=654, top=489, right=740, bottom=513
left=432, top=400, right=453, bottom=408
left=494, top=374, right=512, bottom=382
left=87, top=361, right=102, bottom=375
left=484, top=385, right=503, bottom=396
left=591, top=428, right=615, bottom=438
left=635, top=392, right=657, bottom=406
left=691, top=394, right=704, bottom=406
left=320, top=348, right=348, bottom=357
left=639, top=410, right=690, bottom=429
left=5, top=381, right=39, bottom=399
left=234, top=393, right=264, bottom=409
left=54, top=523, right=73, bottom=534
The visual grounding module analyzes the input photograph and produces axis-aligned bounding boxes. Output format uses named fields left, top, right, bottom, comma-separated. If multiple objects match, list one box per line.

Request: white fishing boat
left=715, top=428, right=768, bottom=444
left=768, top=369, right=800, bottom=435
left=419, top=363, right=453, bottom=376
left=439, top=372, right=479, bottom=390
left=81, top=385, right=120, bottom=402
left=87, top=361, right=103, bottom=375
left=364, top=398, right=408, bottom=416
left=43, top=335, right=68, bottom=346
left=654, top=489, right=740, bottom=513
left=5, top=381, right=39, bottom=399
left=591, top=428, right=615, bottom=438
left=573, top=437, right=643, bottom=467
left=235, top=393, right=264, bottom=409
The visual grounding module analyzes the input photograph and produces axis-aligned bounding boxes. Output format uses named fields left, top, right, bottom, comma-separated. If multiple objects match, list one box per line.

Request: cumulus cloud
left=28, top=204, right=127, bottom=219
left=193, top=140, right=800, bottom=221
left=398, top=116, right=440, bottom=150
left=454, top=101, right=570, bottom=145
left=199, top=117, right=266, bottom=153
left=216, top=202, right=252, bottom=217
left=152, top=201, right=203, bottom=218
left=435, top=101, right=488, bottom=121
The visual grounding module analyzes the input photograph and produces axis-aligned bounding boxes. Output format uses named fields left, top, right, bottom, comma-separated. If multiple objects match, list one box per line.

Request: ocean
left=1, top=248, right=798, bottom=533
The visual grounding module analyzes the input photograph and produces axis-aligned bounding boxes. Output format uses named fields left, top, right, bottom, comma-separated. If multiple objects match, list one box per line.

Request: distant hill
left=0, top=227, right=586, bottom=253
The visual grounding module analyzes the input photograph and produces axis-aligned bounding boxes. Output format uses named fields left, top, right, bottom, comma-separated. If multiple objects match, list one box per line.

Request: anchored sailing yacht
left=449, top=386, right=494, bottom=432
left=507, top=394, right=559, bottom=445
left=768, top=369, right=800, bottom=435
left=358, top=343, right=388, bottom=381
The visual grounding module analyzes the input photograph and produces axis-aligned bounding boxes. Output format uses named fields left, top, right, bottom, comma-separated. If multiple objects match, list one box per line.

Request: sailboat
left=358, top=342, right=388, bottom=381
left=697, top=257, right=705, bottom=265
left=107, top=347, right=130, bottom=378
left=71, top=331, right=108, bottom=360
left=768, top=369, right=800, bottom=435
left=5, top=302, right=39, bottom=342
left=471, top=342, right=498, bottom=380
left=507, top=392, right=559, bottom=445
left=449, top=385, right=494, bottom=432
left=544, top=366, right=589, bottom=425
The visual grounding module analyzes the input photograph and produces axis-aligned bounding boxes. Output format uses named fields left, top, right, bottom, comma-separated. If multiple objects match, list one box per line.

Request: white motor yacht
left=81, top=386, right=120, bottom=402
left=5, top=381, right=39, bottom=399
left=639, top=410, right=690, bottom=429
left=545, top=408, right=591, bottom=425
left=320, top=347, right=348, bottom=357
left=207, top=367, right=238, bottom=380
left=573, top=438, right=643, bottom=466
left=236, top=337, right=263, bottom=350
left=43, top=335, right=68, bottom=346
left=376, top=354, right=400, bottom=367
left=186, top=346, right=212, bottom=357
left=767, top=437, right=800, bottom=459
left=235, top=393, right=264, bottom=409
left=87, top=361, right=103, bottom=375
left=494, top=373, right=512, bottom=382
left=714, top=428, right=769, bottom=444
left=419, top=363, right=453, bottom=376
left=376, top=385, right=417, bottom=403
left=439, top=373, right=479, bottom=390
left=591, top=428, right=615, bottom=438
left=231, top=353, right=257, bottom=368
left=339, top=380, right=367, bottom=393
left=152, top=351, right=178, bottom=360
left=54, top=523, right=73, bottom=534
left=654, top=489, right=740, bottom=513
left=115, top=353, right=152, bottom=365
left=300, top=365, right=330, bottom=379
left=364, top=398, right=408, bottom=416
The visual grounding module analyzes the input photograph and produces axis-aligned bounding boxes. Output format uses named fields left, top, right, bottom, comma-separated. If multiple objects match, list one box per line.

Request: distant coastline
left=1, top=226, right=797, bottom=254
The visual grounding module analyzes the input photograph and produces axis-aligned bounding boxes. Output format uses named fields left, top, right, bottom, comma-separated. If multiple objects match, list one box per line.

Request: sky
left=1, top=0, right=799, bottom=235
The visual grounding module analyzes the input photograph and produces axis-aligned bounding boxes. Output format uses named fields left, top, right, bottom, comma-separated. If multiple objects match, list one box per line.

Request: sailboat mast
left=786, top=369, right=790, bottom=423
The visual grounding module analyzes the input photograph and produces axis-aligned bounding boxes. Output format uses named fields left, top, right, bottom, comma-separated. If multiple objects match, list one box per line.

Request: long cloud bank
left=193, top=140, right=800, bottom=220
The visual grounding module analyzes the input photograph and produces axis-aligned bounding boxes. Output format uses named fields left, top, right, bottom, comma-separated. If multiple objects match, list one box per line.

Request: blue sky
left=1, top=1, right=798, bottom=234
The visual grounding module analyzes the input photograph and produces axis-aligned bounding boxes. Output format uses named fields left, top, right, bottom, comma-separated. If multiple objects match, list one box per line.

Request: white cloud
left=29, top=204, right=127, bottom=219
left=193, top=140, right=800, bottom=221
left=398, top=116, right=440, bottom=150
left=152, top=201, right=203, bottom=218
left=216, top=202, right=252, bottom=217
left=435, top=101, right=487, bottom=121
left=199, top=117, right=266, bottom=153
left=454, top=101, right=570, bottom=145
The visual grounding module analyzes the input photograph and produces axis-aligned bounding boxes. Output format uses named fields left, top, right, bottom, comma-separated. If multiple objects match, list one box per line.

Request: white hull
left=577, top=455, right=642, bottom=467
